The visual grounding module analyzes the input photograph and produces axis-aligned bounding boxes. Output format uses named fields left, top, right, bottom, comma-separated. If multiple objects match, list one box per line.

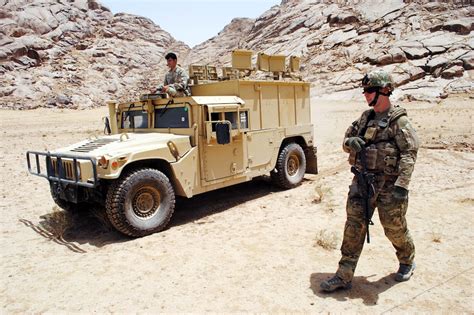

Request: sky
left=100, top=0, right=282, bottom=47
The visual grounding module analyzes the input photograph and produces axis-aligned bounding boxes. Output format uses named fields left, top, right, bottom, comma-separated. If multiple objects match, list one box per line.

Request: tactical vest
left=349, top=106, right=407, bottom=175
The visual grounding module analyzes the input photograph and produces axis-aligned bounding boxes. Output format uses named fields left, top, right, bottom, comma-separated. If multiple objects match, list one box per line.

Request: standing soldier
left=157, top=52, right=190, bottom=97
left=320, top=69, right=419, bottom=292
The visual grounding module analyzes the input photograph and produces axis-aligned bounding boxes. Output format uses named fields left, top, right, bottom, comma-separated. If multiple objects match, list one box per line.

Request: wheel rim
left=287, top=153, right=300, bottom=176
left=132, top=186, right=161, bottom=218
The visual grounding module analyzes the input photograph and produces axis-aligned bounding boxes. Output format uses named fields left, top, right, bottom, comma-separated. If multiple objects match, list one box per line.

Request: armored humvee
left=27, top=50, right=317, bottom=237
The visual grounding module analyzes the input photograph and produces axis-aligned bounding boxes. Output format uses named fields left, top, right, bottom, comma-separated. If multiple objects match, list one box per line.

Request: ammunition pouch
left=365, top=146, right=377, bottom=169
left=348, top=144, right=400, bottom=175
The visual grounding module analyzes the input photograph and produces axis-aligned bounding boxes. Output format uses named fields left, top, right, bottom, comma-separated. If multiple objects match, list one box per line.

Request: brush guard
left=26, top=151, right=98, bottom=203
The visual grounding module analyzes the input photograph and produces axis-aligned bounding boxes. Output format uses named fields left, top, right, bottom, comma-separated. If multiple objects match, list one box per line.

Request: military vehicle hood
left=53, top=133, right=191, bottom=159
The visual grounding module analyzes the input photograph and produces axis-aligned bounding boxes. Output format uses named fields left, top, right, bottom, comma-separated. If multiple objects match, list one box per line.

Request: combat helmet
left=362, top=69, right=394, bottom=90
left=362, top=69, right=394, bottom=106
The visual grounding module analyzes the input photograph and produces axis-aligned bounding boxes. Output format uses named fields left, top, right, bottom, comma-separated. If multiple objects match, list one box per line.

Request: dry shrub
left=40, top=205, right=74, bottom=239
left=431, top=230, right=442, bottom=243
left=314, top=229, right=338, bottom=250
left=313, top=184, right=323, bottom=204
left=312, top=183, right=331, bottom=204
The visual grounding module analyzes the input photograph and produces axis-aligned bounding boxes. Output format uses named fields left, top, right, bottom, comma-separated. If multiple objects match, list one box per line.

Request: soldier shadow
left=310, top=272, right=400, bottom=305
left=170, top=176, right=280, bottom=227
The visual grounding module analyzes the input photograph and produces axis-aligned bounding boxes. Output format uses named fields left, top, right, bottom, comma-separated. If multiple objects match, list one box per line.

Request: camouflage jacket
left=164, top=65, right=190, bottom=95
left=343, top=105, right=419, bottom=190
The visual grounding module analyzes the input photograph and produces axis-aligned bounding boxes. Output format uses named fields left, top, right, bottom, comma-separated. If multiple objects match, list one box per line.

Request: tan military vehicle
left=27, top=50, right=317, bottom=237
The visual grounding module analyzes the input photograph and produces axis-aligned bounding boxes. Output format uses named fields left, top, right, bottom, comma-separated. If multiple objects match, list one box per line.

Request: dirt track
left=1, top=96, right=473, bottom=313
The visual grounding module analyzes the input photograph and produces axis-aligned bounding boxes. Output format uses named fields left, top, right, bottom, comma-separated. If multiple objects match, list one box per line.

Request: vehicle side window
left=210, top=112, right=220, bottom=131
left=239, top=111, right=248, bottom=129
left=121, top=111, right=148, bottom=129
left=225, top=111, right=249, bottom=129
left=225, top=112, right=238, bottom=129
left=209, top=111, right=249, bottom=131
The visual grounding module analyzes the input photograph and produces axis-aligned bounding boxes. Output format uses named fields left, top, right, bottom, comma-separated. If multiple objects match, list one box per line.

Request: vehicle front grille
left=51, top=159, right=76, bottom=180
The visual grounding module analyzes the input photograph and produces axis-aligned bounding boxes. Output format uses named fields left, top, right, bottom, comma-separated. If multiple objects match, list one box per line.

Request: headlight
left=98, top=155, right=109, bottom=169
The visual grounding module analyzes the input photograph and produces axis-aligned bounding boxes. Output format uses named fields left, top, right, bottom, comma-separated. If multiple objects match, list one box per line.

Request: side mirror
left=216, top=122, right=231, bottom=144
left=103, top=116, right=111, bottom=135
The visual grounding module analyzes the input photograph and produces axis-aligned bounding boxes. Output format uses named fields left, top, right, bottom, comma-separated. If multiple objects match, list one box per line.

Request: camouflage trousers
left=336, top=175, right=415, bottom=282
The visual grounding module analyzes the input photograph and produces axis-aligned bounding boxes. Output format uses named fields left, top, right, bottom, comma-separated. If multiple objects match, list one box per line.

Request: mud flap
left=304, top=146, right=318, bottom=174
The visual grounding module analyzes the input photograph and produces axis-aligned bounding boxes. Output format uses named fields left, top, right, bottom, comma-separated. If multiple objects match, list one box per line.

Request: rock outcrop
left=0, top=0, right=190, bottom=109
left=1, top=0, right=473, bottom=109
left=186, top=0, right=474, bottom=101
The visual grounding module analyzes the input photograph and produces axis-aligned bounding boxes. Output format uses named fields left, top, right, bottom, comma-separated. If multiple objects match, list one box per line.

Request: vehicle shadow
left=61, top=206, right=129, bottom=248
left=20, top=206, right=129, bottom=251
left=23, top=177, right=282, bottom=249
left=310, top=272, right=400, bottom=305
left=170, top=176, right=280, bottom=227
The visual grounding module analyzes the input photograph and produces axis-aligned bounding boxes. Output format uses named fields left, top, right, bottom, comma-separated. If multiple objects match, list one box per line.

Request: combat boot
left=320, top=275, right=352, bottom=292
left=395, top=262, right=416, bottom=282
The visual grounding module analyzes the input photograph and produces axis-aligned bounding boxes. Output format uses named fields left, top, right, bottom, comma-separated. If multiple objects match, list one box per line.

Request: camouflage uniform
left=163, top=65, right=190, bottom=97
left=336, top=104, right=419, bottom=282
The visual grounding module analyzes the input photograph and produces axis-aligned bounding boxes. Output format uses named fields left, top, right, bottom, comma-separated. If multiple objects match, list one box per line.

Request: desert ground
left=0, top=96, right=473, bottom=313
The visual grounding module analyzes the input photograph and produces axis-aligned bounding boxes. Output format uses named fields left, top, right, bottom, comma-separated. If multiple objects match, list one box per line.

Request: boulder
left=389, top=47, right=406, bottom=63
left=441, top=65, right=464, bottom=79
left=323, top=29, right=358, bottom=48
left=442, top=19, right=474, bottom=35
left=376, top=54, right=393, bottom=65
left=304, top=15, right=325, bottom=29
left=328, top=13, right=359, bottom=25
left=3, top=41, right=27, bottom=58
left=48, top=94, right=72, bottom=106
left=10, top=27, right=30, bottom=38
left=426, top=46, right=447, bottom=55
left=0, top=86, right=16, bottom=97
left=425, top=56, right=449, bottom=73
left=423, top=2, right=447, bottom=13
left=0, top=8, right=13, bottom=19
left=18, top=35, right=53, bottom=50
left=468, top=37, right=474, bottom=50
left=460, top=51, right=474, bottom=70
left=401, top=46, right=430, bottom=59
left=354, top=0, right=405, bottom=22
left=0, top=36, right=14, bottom=46
left=421, top=32, right=464, bottom=48
left=16, top=11, right=53, bottom=35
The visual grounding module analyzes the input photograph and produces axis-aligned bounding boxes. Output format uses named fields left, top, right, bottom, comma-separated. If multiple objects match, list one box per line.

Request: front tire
left=105, top=168, right=175, bottom=237
left=271, top=143, right=306, bottom=189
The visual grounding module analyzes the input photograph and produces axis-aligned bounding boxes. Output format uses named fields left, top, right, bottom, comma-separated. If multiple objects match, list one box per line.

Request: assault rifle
left=351, top=147, right=375, bottom=243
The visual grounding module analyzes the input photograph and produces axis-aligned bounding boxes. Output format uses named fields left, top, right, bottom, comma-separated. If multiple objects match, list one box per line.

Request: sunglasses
left=362, top=86, right=380, bottom=94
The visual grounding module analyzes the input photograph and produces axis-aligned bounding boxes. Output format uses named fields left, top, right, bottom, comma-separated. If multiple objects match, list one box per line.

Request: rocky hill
left=1, top=0, right=473, bottom=109
left=186, top=0, right=473, bottom=101
left=0, top=0, right=190, bottom=109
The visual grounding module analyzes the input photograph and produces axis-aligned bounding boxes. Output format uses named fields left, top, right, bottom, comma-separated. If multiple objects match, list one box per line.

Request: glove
left=393, top=186, right=408, bottom=202
left=345, top=137, right=366, bottom=152
left=155, top=84, right=164, bottom=93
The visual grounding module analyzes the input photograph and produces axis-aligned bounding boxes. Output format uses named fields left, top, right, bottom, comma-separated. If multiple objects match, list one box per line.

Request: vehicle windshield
left=121, top=110, right=148, bottom=129
left=154, top=106, right=189, bottom=128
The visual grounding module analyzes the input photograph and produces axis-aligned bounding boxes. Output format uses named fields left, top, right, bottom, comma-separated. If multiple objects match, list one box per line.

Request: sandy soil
left=1, top=96, right=473, bottom=313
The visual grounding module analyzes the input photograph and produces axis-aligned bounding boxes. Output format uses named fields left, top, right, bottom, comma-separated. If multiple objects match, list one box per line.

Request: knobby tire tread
left=271, top=143, right=306, bottom=189
left=105, top=168, right=175, bottom=237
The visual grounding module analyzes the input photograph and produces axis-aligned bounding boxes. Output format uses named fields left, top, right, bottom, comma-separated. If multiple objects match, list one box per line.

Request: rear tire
left=271, top=143, right=306, bottom=189
left=105, top=168, right=175, bottom=237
